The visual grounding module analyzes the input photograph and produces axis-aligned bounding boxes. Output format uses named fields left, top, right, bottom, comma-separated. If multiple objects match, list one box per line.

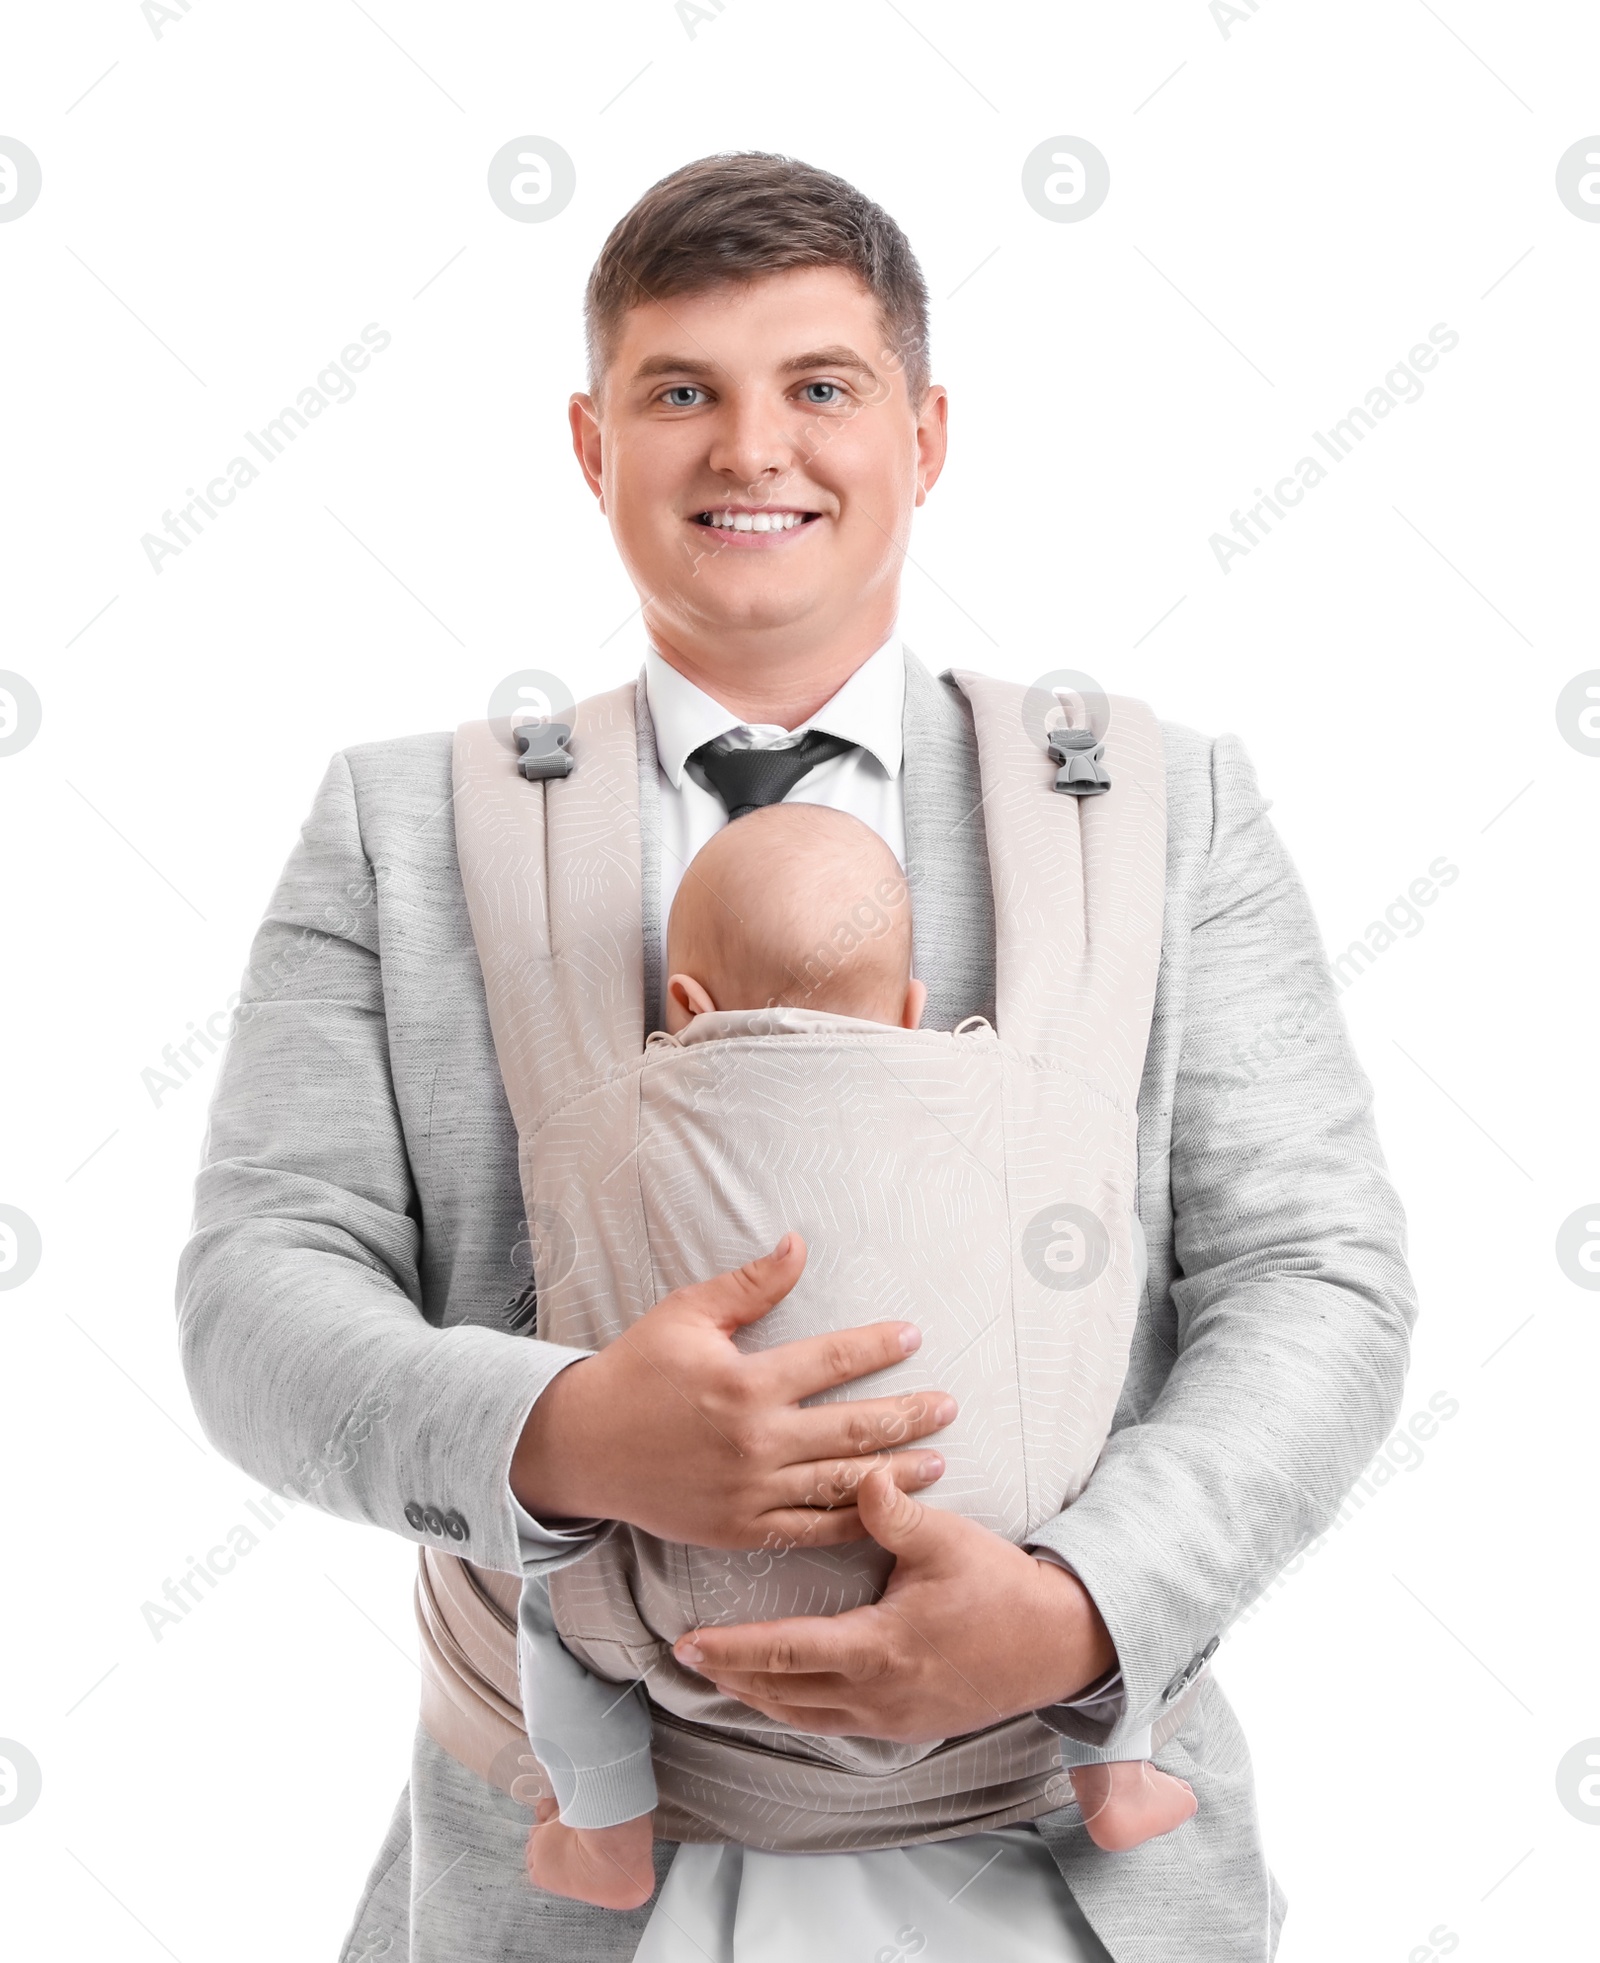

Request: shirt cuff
left=509, top=1487, right=609, bottom=1565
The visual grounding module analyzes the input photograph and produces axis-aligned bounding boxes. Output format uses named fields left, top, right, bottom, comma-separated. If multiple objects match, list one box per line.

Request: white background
left=3, top=2, right=1597, bottom=1957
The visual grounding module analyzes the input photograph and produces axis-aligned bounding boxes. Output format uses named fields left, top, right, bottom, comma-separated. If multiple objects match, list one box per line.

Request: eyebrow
left=779, top=345, right=879, bottom=379
left=626, top=344, right=881, bottom=385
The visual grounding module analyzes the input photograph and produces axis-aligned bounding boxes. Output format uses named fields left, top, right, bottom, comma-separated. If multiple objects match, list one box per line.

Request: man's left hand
left=673, top=1466, right=1116, bottom=1741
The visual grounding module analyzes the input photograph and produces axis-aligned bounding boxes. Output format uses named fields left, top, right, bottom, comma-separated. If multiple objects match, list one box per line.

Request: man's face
left=569, top=265, right=947, bottom=661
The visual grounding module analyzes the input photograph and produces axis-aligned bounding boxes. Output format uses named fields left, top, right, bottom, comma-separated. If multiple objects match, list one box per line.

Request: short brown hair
left=585, top=152, right=931, bottom=404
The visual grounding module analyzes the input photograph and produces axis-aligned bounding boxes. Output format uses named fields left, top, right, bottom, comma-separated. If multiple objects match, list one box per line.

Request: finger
left=773, top=1389, right=960, bottom=1464
left=782, top=1389, right=958, bottom=1464
left=753, top=1505, right=871, bottom=1549
left=789, top=1390, right=959, bottom=1457
left=676, top=1612, right=874, bottom=1680
left=754, top=1320, right=931, bottom=1403
left=784, top=1448, right=945, bottom=1511
left=687, top=1232, right=808, bottom=1335
left=856, top=1463, right=942, bottom=1559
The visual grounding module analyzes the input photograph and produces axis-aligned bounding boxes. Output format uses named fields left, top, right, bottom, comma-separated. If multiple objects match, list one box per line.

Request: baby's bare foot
left=1068, top=1760, right=1197, bottom=1853
left=524, top=1799, right=656, bottom=1910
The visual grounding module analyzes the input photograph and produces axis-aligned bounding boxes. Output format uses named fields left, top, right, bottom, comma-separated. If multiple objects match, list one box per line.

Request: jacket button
left=422, top=1505, right=446, bottom=1536
left=443, top=1509, right=469, bottom=1542
left=404, top=1501, right=426, bottom=1531
left=1200, top=1637, right=1220, bottom=1663
left=1161, top=1668, right=1189, bottom=1704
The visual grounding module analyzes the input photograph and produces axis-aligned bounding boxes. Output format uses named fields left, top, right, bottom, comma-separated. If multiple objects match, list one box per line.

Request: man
left=178, top=154, right=1415, bottom=1961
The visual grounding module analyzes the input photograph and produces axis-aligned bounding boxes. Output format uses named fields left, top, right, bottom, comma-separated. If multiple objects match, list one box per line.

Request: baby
left=520, top=803, right=1195, bottom=1910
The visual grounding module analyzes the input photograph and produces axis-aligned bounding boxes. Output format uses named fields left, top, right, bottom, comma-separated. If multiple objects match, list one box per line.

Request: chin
left=689, top=585, right=823, bottom=634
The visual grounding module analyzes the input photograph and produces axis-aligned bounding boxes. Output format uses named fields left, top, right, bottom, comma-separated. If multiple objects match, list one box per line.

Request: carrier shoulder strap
left=948, top=672, right=1166, bottom=1109
left=452, top=682, right=644, bottom=1129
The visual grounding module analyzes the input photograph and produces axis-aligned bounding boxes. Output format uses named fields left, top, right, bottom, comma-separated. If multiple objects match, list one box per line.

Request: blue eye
left=662, top=386, right=703, bottom=407
left=803, top=382, right=842, bottom=405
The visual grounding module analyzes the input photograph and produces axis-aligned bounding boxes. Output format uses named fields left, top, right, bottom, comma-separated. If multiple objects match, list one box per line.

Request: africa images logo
left=139, top=325, right=393, bottom=573
left=1209, top=325, right=1460, bottom=573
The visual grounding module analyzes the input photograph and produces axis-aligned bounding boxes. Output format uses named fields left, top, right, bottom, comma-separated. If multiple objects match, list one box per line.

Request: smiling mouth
left=692, top=508, right=822, bottom=533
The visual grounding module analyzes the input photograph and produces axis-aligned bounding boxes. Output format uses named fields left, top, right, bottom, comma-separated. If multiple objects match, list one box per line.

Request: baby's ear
left=902, top=977, right=928, bottom=1031
left=666, top=971, right=717, bottom=1032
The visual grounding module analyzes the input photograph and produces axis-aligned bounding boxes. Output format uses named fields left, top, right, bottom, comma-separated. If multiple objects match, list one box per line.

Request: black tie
left=687, top=728, right=857, bottom=821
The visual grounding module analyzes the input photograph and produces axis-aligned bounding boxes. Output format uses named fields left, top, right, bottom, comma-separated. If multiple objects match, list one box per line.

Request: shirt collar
left=645, top=634, right=905, bottom=790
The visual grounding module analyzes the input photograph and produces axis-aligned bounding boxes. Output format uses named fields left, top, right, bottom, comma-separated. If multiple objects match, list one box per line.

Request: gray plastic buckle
left=1047, top=727, right=1111, bottom=797
left=515, top=721, right=575, bottom=782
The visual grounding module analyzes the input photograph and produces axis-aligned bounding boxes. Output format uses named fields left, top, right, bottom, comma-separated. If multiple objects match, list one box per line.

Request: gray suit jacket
left=177, top=655, right=1415, bottom=1961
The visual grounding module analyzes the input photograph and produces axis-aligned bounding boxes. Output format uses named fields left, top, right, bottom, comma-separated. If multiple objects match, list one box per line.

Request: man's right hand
left=509, top=1233, right=955, bottom=1550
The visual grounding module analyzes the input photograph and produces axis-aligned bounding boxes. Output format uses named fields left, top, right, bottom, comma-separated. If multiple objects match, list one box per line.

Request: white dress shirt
left=647, top=631, right=907, bottom=930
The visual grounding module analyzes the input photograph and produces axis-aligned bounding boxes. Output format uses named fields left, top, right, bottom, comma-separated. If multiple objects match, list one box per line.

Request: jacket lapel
left=901, top=649, right=998, bottom=1029
left=634, top=671, right=665, bottom=1035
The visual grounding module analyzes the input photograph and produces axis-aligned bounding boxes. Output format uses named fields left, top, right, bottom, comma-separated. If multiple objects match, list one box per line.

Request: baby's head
left=664, top=805, right=927, bottom=1035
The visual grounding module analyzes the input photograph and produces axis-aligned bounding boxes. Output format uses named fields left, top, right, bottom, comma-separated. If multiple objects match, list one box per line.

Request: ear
left=913, top=385, right=949, bottom=506
left=666, top=971, right=717, bottom=1033
left=568, top=393, right=604, bottom=508
left=901, top=977, right=928, bottom=1031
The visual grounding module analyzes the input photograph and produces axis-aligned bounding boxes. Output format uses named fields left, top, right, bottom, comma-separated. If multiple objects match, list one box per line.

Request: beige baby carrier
left=415, top=670, right=1175, bottom=1852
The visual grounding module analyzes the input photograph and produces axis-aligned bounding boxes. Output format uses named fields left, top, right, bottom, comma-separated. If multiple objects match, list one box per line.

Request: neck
left=644, top=606, right=896, bottom=728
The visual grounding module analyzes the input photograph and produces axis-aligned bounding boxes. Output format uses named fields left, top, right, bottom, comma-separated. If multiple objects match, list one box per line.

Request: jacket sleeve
left=1027, top=732, right=1418, bottom=1748
left=175, top=751, right=593, bottom=1576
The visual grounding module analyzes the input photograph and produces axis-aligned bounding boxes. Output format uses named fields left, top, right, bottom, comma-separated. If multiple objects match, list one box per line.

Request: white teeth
left=699, top=509, right=811, bottom=531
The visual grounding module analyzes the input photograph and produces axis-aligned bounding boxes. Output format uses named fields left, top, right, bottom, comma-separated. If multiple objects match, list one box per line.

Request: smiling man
left=178, top=154, right=1415, bottom=1963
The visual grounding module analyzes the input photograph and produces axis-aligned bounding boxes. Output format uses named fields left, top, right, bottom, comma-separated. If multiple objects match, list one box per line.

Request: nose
left=706, top=391, right=796, bottom=497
